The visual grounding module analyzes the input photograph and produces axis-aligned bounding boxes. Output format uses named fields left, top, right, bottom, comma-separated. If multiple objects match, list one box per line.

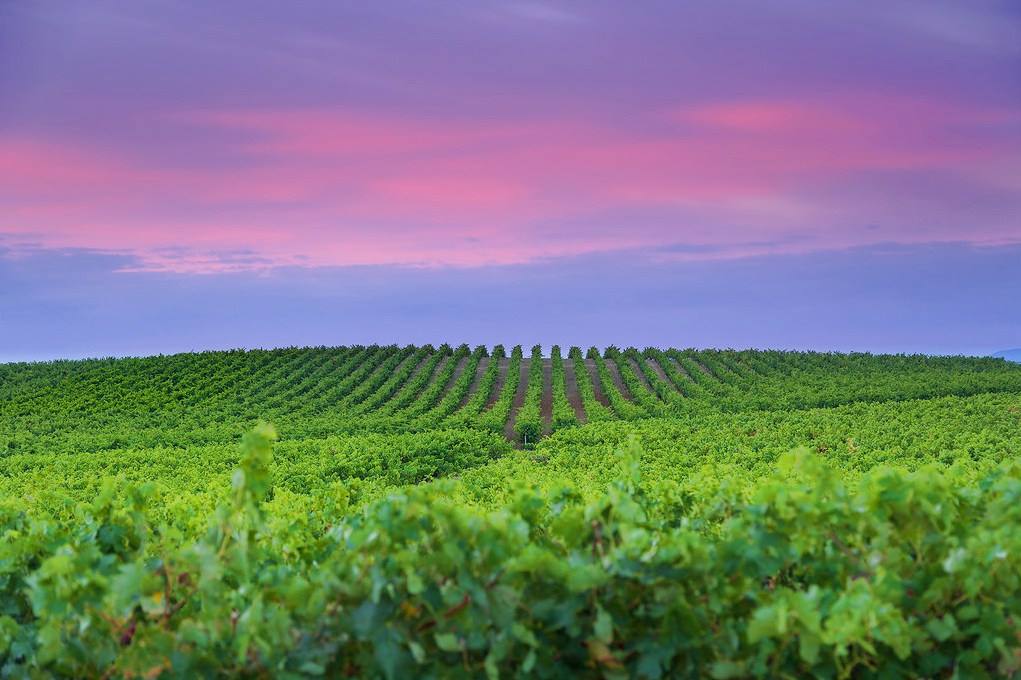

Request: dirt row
left=562, top=361, right=586, bottom=422
left=503, top=358, right=531, bottom=442
left=540, top=360, right=553, bottom=435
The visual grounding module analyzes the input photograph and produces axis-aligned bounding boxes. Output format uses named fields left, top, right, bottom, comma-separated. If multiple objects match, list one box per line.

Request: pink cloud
left=680, top=101, right=865, bottom=135
left=0, top=140, right=154, bottom=192
left=675, top=94, right=1019, bottom=134
left=3, top=93, right=1018, bottom=273
left=185, top=110, right=528, bottom=157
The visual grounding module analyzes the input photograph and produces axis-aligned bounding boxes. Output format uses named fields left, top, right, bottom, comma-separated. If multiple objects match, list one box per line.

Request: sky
left=1, top=1, right=1019, bottom=360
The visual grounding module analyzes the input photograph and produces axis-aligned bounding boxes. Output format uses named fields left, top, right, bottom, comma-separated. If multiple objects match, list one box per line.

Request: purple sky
left=1, top=1, right=1019, bottom=359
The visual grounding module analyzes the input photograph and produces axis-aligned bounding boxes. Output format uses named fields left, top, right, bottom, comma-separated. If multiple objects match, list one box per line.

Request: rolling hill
left=994, top=348, right=1021, bottom=363
left=3, top=345, right=1021, bottom=676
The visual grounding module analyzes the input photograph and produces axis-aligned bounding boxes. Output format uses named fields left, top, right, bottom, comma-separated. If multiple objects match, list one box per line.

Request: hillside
left=3, top=346, right=1021, bottom=676
left=994, top=348, right=1021, bottom=363
left=3, top=345, right=1020, bottom=454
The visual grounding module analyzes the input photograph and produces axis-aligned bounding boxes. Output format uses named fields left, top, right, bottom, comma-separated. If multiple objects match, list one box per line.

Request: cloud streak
left=2, top=87, right=1018, bottom=272
left=2, top=240, right=1019, bottom=360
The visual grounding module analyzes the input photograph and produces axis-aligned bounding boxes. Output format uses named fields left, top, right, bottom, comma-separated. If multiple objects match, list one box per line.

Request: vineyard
left=2, top=346, right=1021, bottom=676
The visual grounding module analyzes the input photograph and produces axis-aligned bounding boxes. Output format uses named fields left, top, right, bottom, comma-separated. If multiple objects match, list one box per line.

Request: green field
left=3, top=346, right=1021, bottom=677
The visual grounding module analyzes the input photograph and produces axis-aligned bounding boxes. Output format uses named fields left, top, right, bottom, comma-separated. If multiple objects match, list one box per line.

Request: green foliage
left=569, top=346, right=613, bottom=422
left=3, top=430, right=1021, bottom=677
left=477, top=345, right=524, bottom=434
left=549, top=345, right=578, bottom=430
left=3, top=345, right=1021, bottom=674
left=3, top=345, right=1020, bottom=454
left=587, top=346, right=645, bottom=419
left=605, top=346, right=664, bottom=416
left=446, top=345, right=506, bottom=427
left=410, top=345, right=487, bottom=429
left=515, top=345, right=545, bottom=444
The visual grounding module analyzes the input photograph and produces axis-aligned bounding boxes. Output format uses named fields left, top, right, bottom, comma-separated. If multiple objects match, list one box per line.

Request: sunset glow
left=1, top=2, right=1018, bottom=357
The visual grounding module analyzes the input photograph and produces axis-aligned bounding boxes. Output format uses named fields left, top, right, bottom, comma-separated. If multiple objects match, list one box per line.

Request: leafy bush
left=549, top=345, right=578, bottom=430
left=477, top=345, right=523, bottom=434
left=515, top=345, right=545, bottom=444
left=569, top=346, right=613, bottom=422
left=3, top=427, right=1020, bottom=677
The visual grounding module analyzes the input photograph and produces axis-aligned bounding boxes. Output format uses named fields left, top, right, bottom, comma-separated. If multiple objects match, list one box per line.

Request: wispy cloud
left=3, top=240, right=1019, bottom=361
left=4, top=88, right=1017, bottom=273
left=2, top=2, right=1019, bottom=274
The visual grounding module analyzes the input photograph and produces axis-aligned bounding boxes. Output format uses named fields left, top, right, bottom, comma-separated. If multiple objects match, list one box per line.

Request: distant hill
left=993, top=349, right=1021, bottom=363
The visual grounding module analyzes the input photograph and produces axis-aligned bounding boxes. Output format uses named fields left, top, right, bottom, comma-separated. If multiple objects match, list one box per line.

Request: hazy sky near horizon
left=1, top=1, right=1019, bottom=358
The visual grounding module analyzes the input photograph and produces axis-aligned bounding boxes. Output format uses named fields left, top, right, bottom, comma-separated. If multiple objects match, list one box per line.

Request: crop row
left=3, top=345, right=1020, bottom=452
